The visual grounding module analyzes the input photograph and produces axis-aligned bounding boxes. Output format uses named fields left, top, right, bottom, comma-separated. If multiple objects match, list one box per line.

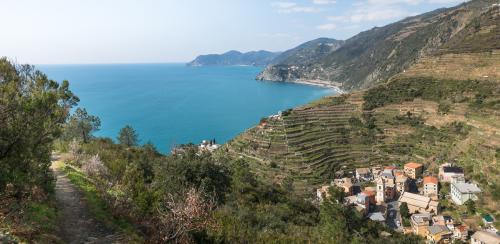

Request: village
left=317, top=162, right=500, bottom=244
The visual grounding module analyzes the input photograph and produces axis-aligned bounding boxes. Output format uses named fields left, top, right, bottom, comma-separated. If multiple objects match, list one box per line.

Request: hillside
left=226, top=1, right=500, bottom=213
left=256, top=38, right=344, bottom=81
left=257, top=0, right=497, bottom=91
left=187, top=50, right=280, bottom=66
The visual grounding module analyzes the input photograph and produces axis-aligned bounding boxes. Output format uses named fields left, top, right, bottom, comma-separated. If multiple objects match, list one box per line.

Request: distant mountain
left=257, top=0, right=497, bottom=91
left=187, top=50, right=281, bottom=66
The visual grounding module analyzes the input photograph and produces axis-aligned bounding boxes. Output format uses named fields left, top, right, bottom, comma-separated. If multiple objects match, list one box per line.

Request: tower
left=376, top=177, right=385, bottom=204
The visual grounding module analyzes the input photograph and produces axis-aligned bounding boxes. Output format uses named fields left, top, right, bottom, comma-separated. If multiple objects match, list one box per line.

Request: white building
left=439, top=164, right=465, bottom=183
left=376, top=177, right=385, bottom=203
left=355, top=168, right=372, bottom=181
left=470, top=230, right=500, bottom=244
left=423, top=176, right=439, bottom=197
left=451, top=182, right=481, bottom=205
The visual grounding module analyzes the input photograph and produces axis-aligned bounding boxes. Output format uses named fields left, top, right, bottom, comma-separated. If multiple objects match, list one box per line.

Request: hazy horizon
left=2, top=0, right=465, bottom=64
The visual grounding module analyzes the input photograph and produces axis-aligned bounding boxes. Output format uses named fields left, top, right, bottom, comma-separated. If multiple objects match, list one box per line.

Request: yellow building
left=426, top=225, right=452, bottom=243
left=404, top=162, right=423, bottom=179
left=411, top=213, right=431, bottom=236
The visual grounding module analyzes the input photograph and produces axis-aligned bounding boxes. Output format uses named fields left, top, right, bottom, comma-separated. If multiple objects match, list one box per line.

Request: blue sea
left=39, top=64, right=335, bottom=153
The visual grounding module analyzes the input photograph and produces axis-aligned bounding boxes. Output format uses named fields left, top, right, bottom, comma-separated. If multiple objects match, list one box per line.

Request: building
left=395, top=174, right=409, bottom=194
left=362, top=190, right=376, bottom=205
left=316, top=185, right=331, bottom=201
left=399, top=192, right=439, bottom=214
left=471, top=230, right=500, bottom=244
left=376, top=168, right=397, bottom=202
left=423, top=176, right=439, bottom=197
left=333, top=178, right=354, bottom=196
left=453, top=225, right=468, bottom=241
left=439, top=164, right=465, bottom=183
left=371, top=166, right=383, bottom=178
left=381, top=168, right=395, bottom=182
left=483, top=214, right=495, bottom=226
left=451, top=182, right=481, bottom=205
left=411, top=213, right=431, bottom=236
left=432, top=215, right=454, bottom=228
left=376, top=177, right=386, bottom=203
left=355, top=168, right=372, bottom=181
left=368, top=212, right=386, bottom=223
left=198, top=140, right=220, bottom=153
left=426, top=225, right=452, bottom=243
left=404, top=162, right=423, bottom=179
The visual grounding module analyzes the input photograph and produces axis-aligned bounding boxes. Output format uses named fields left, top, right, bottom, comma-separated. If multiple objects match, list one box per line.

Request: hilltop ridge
left=257, top=0, right=498, bottom=91
left=187, top=50, right=281, bottom=66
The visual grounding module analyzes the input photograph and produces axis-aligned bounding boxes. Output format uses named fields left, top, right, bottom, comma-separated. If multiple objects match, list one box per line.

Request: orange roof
left=405, top=162, right=423, bottom=169
left=424, top=176, right=438, bottom=184
left=384, top=165, right=397, bottom=170
left=394, top=171, right=404, bottom=176
left=456, top=225, right=468, bottom=232
left=362, top=190, right=376, bottom=197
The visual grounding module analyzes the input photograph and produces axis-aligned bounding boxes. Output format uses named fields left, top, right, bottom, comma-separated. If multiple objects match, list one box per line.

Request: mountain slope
left=227, top=2, right=500, bottom=206
left=258, top=0, right=497, bottom=90
left=256, top=38, right=344, bottom=81
left=269, top=38, right=344, bottom=65
left=187, top=50, right=281, bottom=66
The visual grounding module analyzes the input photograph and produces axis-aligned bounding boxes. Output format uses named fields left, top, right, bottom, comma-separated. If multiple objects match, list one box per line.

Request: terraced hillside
left=226, top=3, right=500, bottom=198
left=227, top=75, right=500, bottom=205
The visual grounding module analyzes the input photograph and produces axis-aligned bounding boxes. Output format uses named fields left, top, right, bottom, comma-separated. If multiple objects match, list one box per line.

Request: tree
left=0, top=58, right=79, bottom=193
left=118, top=125, right=139, bottom=147
left=400, top=202, right=410, bottom=219
left=465, top=199, right=476, bottom=214
left=66, top=108, right=101, bottom=143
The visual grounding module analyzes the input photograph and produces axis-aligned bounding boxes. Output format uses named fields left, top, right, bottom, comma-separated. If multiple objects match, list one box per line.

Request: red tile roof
left=405, top=162, right=423, bottom=169
left=424, top=176, right=438, bottom=185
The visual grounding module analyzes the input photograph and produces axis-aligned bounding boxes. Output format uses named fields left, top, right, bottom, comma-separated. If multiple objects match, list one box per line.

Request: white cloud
left=312, top=0, right=337, bottom=5
left=366, top=0, right=423, bottom=5
left=272, top=1, right=320, bottom=13
left=317, top=23, right=337, bottom=30
left=349, top=8, right=410, bottom=23
left=327, top=15, right=348, bottom=22
left=427, top=0, right=464, bottom=3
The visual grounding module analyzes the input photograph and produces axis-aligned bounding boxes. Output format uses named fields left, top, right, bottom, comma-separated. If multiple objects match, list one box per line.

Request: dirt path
left=52, top=162, right=119, bottom=244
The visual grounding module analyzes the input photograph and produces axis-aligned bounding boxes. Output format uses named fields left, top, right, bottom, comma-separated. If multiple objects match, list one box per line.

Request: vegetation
left=64, top=107, right=101, bottom=143
left=0, top=58, right=78, bottom=241
left=400, top=202, right=410, bottom=219
left=118, top=125, right=139, bottom=147
left=1, top=2, right=499, bottom=240
left=363, top=77, right=498, bottom=110
left=259, top=0, right=495, bottom=90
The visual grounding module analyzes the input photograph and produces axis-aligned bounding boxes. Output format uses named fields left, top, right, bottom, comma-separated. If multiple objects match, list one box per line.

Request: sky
left=0, top=0, right=467, bottom=64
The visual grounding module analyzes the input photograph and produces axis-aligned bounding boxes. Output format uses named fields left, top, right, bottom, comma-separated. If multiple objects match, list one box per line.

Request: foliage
left=0, top=58, right=78, bottom=194
left=64, top=108, right=101, bottom=143
left=62, top=164, right=140, bottom=239
left=118, top=125, right=139, bottom=147
left=154, top=188, right=218, bottom=243
left=438, top=102, right=451, bottom=115
left=465, top=199, right=476, bottom=215
left=363, top=77, right=497, bottom=110
left=400, top=202, right=410, bottom=219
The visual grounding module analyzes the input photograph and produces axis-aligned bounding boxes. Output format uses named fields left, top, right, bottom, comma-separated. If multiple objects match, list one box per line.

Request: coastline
left=263, top=79, right=345, bottom=94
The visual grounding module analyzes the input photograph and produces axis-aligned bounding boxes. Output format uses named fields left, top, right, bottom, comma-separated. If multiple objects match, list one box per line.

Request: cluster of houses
left=198, top=139, right=220, bottom=153
left=317, top=162, right=499, bottom=243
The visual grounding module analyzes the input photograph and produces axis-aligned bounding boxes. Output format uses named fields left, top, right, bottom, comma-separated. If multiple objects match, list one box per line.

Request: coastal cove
left=39, top=63, right=335, bottom=153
